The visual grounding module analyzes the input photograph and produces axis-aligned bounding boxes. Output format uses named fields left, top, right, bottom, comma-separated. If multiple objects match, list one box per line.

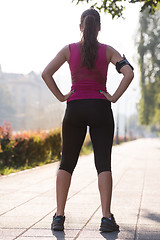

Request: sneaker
left=51, top=213, right=65, bottom=231
left=99, top=214, right=119, bottom=232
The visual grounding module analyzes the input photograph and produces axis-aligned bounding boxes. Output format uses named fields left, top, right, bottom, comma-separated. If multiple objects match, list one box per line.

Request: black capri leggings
left=59, top=99, right=114, bottom=175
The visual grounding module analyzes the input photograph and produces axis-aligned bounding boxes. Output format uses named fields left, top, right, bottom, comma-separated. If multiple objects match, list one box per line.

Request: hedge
left=0, top=121, right=61, bottom=170
left=0, top=121, right=131, bottom=175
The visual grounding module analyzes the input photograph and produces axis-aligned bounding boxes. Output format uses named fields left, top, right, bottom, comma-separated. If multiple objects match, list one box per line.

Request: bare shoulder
left=58, top=45, right=70, bottom=62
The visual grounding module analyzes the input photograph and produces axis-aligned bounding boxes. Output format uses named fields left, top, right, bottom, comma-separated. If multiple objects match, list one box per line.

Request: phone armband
left=116, top=55, right=134, bottom=73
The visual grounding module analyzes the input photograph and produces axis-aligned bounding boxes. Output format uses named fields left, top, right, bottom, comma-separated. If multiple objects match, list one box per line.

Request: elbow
left=127, top=70, right=134, bottom=83
left=130, top=71, right=134, bottom=81
left=122, top=67, right=134, bottom=82
left=41, top=70, right=51, bottom=81
left=41, top=69, right=53, bottom=81
left=41, top=70, right=47, bottom=80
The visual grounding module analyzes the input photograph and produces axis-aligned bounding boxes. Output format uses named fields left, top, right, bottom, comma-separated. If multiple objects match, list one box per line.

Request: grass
left=0, top=166, right=32, bottom=175
left=0, top=159, right=57, bottom=176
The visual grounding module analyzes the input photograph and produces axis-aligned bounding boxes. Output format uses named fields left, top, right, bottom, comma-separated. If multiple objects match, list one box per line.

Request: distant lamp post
left=124, top=121, right=127, bottom=142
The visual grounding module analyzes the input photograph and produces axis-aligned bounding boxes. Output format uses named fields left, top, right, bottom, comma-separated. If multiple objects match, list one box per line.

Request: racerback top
left=67, top=42, right=109, bottom=102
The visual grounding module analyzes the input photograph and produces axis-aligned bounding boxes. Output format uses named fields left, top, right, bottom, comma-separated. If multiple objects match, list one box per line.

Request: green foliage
left=12, top=138, right=28, bottom=167
left=154, top=92, right=160, bottom=124
left=45, top=130, right=61, bottom=160
left=24, top=136, right=48, bottom=167
left=72, top=0, right=160, bottom=18
left=0, top=167, right=20, bottom=175
left=0, top=122, right=13, bottom=167
left=137, top=8, right=160, bottom=127
left=0, top=122, right=95, bottom=175
left=0, top=122, right=62, bottom=174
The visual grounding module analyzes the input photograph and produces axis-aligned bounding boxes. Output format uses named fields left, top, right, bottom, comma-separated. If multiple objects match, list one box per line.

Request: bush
left=25, top=136, right=47, bottom=167
left=0, top=121, right=62, bottom=174
left=12, top=137, right=28, bottom=167
left=0, top=121, right=14, bottom=167
left=45, top=129, right=61, bottom=161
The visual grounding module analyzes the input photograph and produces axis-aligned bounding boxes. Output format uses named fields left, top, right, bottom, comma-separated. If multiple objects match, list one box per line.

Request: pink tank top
left=67, top=42, right=108, bottom=102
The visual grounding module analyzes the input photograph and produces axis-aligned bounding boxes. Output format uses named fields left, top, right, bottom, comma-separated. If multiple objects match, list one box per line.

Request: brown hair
left=80, top=9, right=101, bottom=69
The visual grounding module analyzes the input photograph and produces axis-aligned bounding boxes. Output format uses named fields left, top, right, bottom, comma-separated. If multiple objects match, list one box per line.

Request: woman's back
left=68, top=42, right=109, bottom=102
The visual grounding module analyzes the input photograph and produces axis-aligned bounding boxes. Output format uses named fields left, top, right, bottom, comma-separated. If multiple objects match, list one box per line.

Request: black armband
left=116, top=55, right=134, bottom=73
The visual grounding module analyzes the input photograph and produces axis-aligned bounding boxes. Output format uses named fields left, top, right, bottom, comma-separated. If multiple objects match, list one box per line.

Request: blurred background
left=0, top=0, right=160, bottom=139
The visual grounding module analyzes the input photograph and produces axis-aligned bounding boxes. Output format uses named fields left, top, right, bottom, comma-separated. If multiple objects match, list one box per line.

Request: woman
left=42, top=8, right=134, bottom=232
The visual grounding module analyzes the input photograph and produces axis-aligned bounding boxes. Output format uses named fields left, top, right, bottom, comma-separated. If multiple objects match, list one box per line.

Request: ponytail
left=80, top=9, right=101, bottom=69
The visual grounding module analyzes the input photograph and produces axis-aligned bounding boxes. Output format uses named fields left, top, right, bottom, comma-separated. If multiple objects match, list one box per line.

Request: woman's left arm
left=42, top=45, right=73, bottom=102
left=101, top=46, right=134, bottom=103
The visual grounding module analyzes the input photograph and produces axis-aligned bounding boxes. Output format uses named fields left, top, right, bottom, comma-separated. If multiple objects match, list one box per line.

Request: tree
left=72, top=0, right=159, bottom=18
left=137, top=8, right=160, bottom=127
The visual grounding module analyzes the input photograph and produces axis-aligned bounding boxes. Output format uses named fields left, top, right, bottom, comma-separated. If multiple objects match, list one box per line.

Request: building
left=0, top=66, right=64, bottom=130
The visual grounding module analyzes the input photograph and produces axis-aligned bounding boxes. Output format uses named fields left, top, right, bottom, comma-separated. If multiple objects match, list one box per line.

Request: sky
left=0, top=0, right=142, bottom=117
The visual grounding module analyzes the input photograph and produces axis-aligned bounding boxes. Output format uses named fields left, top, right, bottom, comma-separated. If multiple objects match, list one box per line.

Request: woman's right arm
left=41, top=45, right=73, bottom=102
left=101, top=46, right=134, bottom=103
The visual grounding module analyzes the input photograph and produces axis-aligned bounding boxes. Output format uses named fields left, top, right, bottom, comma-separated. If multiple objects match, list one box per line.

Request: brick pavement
left=0, top=138, right=160, bottom=240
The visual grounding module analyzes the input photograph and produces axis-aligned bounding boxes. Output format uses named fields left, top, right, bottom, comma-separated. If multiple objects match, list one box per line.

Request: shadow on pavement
left=100, top=230, right=119, bottom=239
left=52, top=230, right=65, bottom=239
left=51, top=229, right=120, bottom=240
left=143, top=209, right=160, bottom=223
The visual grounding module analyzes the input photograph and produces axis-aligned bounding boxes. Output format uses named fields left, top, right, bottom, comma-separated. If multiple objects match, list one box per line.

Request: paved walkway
left=0, top=138, right=160, bottom=240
